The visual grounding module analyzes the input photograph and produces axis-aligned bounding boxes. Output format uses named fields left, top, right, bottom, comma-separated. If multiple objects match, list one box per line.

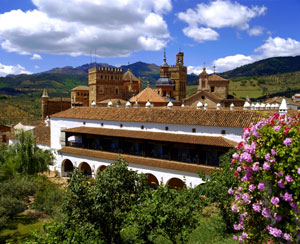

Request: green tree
left=198, top=149, right=239, bottom=232
left=0, top=130, right=54, bottom=176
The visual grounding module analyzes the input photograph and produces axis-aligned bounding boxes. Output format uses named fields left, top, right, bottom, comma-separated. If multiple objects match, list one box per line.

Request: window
left=192, top=128, right=196, bottom=133
left=211, top=86, right=215, bottom=92
left=221, top=130, right=226, bottom=135
left=165, top=126, right=169, bottom=131
left=201, top=96, right=205, bottom=100
left=83, top=121, right=86, bottom=125
left=141, top=125, right=144, bottom=130
left=163, top=91, right=166, bottom=96
left=101, top=123, right=104, bottom=127
left=115, top=88, right=119, bottom=95
left=120, top=124, right=123, bottom=128
left=60, top=127, right=67, bottom=146
left=77, top=92, right=79, bottom=96
left=111, top=75, right=113, bottom=80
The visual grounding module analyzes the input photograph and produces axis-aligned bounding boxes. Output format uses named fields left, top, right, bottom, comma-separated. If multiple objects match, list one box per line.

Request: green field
left=0, top=214, right=45, bottom=244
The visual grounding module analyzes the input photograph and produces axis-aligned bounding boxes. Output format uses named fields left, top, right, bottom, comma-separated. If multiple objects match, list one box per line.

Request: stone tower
left=160, top=51, right=187, bottom=101
left=42, top=88, right=49, bottom=120
left=88, top=67, right=124, bottom=106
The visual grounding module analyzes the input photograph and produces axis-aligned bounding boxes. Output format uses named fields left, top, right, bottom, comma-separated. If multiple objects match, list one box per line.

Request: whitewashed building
left=49, top=106, right=268, bottom=188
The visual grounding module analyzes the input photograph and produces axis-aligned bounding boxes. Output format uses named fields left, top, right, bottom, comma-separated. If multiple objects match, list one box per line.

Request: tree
left=198, top=149, right=239, bottom=232
left=0, top=130, right=54, bottom=176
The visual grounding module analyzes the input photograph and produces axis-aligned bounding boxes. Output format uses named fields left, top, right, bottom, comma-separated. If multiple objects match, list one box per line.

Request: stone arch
left=166, top=178, right=186, bottom=189
left=96, top=165, right=107, bottom=176
left=61, top=159, right=74, bottom=177
left=146, top=173, right=159, bottom=189
left=79, top=162, right=92, bottom=177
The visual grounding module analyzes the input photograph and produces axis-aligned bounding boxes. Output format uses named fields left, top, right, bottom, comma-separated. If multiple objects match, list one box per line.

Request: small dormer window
left=221, top=130, right=226, bottom=135
left=165, top=126, right=169, bottom=131
left=101, top=123, right=104, bottom=127
left=83, top=121, right=86, bottom=125
left=141, top=125, right=144, bottom=130
left=201, top=96, right=205, bottom=100
left=192, top=128, right=196, bottom=133
left=120, top=124, right=123, bottom=128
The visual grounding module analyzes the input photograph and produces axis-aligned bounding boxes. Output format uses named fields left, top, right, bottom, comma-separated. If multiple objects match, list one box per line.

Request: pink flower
left=252, top=162, right=259, bottom=171
left=271, top=149, right=276, bottom=156
left=277, top=179, right=285, bottom=189
left=281, top=192, right=293, bottom=202
left=232, top=153, right=240, bottom=160
left=265, top=153, right=271, bottom=161
left=285, top=175, right=293, bottom=182
left=298, top=168, right=300, bottom=175
left=283, top=138, right=292, bottom=146
left=274, top=213, right=282, bottom=221
left=275, top=172, right=283, bottom=177
left=234, top=224, right=243, bottom=230
left=252, top=203, right=261, bottom=212
left=273, top=125, right=281, bottom=131
left=241, top=232, right=248, bottom=239
left=270, top=196, right=280, bottom=205
left=232, top=204, right=239, bottom=213
left=228, top=188, right=234, bottom=195
left=283, top=233, right=291, bottom=241
left=262, top=207, right=271, bottom=218
left=263, top=162, right=270, bottom=170
left=268, top=227, right=282, bottom=238
left=258, top=183, right=265, bottom=191
left=249, top=184, right=255, bottom=192
left=240, top=152, right=252, bottom=163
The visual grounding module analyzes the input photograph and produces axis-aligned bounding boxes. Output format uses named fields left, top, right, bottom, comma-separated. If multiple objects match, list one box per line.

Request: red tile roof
left=62, top=126, right=237, bottom=148
left=51, top=106, right=269, bottom=128
left=130, top=88, right=168, bottom=104
left=59, top=147, right=216, bottom=175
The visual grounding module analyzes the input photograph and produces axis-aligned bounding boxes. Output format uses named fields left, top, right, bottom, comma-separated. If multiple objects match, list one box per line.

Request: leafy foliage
left=197, top=149, right=239, bottom=232
left=0, top=130, right=54, bottom=176
left=230, top=113, right=300, bottom=243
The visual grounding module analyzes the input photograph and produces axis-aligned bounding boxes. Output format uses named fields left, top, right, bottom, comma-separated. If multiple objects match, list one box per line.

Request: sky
left=0, top=0, right=299, bottom=77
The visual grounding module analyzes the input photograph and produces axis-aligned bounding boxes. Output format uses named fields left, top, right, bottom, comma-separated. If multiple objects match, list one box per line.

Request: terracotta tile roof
left=51, top=107, right=270, bottom=128
left=122, top=69, right=139, bottom=82
left=10, top=124, right=50, bottom=146
left=59, top=146, right=216, bottom=175
left=33, top=125, right=50, bottom=146
left=130, top=87, right=168, bottom=104
left=62, top=126, right=237, bottom=148
left=209, top=74, right=228, bottom=81
left=71, top=86, right=89, bottom=91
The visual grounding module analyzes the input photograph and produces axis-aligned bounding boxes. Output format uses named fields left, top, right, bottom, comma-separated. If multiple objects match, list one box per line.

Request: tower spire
left=162, top=48, right=168, bottom=67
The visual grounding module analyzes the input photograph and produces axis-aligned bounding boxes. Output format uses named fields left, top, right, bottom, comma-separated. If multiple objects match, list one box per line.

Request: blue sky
left=0, top=0, right=299, bottom=76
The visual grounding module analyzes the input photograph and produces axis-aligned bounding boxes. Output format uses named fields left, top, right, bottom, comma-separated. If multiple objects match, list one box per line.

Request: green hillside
left=221, top=56, right=300, bottom=78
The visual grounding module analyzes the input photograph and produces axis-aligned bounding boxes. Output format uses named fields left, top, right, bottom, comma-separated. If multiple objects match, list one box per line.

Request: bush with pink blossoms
left=230, top=113, right=300, bottom=243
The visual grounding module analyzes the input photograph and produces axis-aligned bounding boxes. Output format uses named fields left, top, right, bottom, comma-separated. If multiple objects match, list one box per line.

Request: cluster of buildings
left=2, top=51, right=297, bottom=188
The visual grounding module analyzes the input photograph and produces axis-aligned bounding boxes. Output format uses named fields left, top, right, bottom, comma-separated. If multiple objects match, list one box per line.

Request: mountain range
left=1, top=55, right=300, bottom=98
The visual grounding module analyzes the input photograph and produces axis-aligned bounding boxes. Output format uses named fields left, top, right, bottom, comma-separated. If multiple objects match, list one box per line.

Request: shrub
left=230, top=113, right=300, bottom=243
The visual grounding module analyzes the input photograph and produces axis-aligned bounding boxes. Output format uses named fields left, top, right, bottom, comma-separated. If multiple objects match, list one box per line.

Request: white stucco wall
left=50, top=117, right=243, bottom=150
left=57, top=153, right=205, bottom=187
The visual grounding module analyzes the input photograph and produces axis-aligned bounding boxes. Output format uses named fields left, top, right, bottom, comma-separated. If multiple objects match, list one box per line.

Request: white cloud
left=31, top=54, right=42, bottom=60
left=178, top=0, right=266, bottom=29
left=213, top=54, right=254, bottom=71
left=213, top=37, right=300, bottom=71
left=34, top=65, right=39, bottom=69
left=183, top=26, right=219, bottom=43
left=254, top=37, right=300, bottom=58
left=248, top=26, right=264, bottom=36
left=178, top=0, right=266, bottom=42
left=0, top=0, right=171, bottom=57
left=0, top=63, right=31, bottom=77
left=187, top=65, right=213, bottom=75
